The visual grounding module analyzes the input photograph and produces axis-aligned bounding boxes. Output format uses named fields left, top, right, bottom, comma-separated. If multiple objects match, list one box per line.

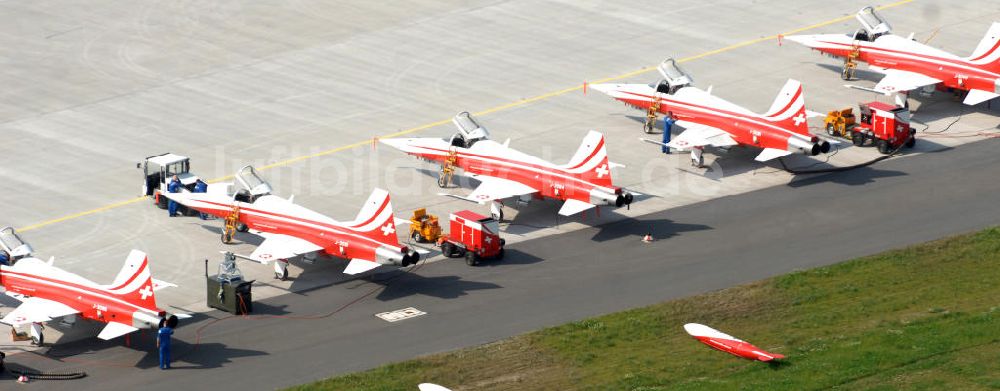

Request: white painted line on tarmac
left=375, top=307, right=427, bottom=323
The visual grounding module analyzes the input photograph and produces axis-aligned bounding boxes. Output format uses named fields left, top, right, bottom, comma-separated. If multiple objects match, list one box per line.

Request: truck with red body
left=824, top=101, right=916, bottom=154
left=439, top=210, right=504, bottom=266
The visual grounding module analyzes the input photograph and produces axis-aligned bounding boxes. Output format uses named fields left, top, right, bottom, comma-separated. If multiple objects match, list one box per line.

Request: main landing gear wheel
left=851, top=132, right=865, bottom=146
left=465, top=251, right=479, bottom=266
left=876, top=139, right=891, bottom=154
left=274, top=260, right=289, bottom=281
left=441, top=242, right=456, bottom=258
left=841, top=66, right=855, bottom=81
left=236, top=223, right=249, bottom=233
left=691, top=155, right=704, bottom=168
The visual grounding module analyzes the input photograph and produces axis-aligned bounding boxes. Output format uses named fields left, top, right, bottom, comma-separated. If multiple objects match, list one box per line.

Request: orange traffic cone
left=642, top=233, right=653, bottom=243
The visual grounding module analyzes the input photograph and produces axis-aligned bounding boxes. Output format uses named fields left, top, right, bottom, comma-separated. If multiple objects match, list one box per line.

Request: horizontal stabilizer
left=97, top=321, right=139, bottom=340
left=345, top=259, right=381, bottom=275
left=963, top=89, right=1000, bottom=105
left=558, top=199, right=596, bottom=216
left=755, top=148, right=793, bottom=162
left=151, top=279, right=177, bottom=291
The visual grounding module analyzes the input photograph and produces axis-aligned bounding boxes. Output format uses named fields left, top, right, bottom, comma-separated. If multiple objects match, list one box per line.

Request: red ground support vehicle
left=439, top=210, right=504, bottom=266
left=850, top=101, right=916, bottom=154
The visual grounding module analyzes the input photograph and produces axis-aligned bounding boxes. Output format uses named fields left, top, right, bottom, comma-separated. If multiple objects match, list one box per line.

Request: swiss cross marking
left=792, top=113, right=806, bottom=126
left=139, top=285, right=153, bottom=300
left=381, top=222, right=395, bottom=236
left=595, top=164, right=609, bottom=178
left=484, top=236, right=492, bottom=244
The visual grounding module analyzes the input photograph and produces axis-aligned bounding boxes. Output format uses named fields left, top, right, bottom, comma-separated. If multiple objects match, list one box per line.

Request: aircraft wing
left=461, top=174, right=538, bottom=203
left=1, top=297, right=78, bottom=326
left=668, top=122, right=739, bottom=150
left=249, top=232, right=324, bottom=263
left=870, top=68, right=941, bottom=94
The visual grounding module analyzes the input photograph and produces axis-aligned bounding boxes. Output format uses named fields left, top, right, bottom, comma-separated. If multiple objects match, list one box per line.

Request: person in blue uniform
left=157, top=321, right=173, bottom=369
left=0, top=251, right=9, bottom=266
left=167, top=175, right=181, bottom=217
left=662, top=111, right=676, bottom=154
left=193, top=179, right=208, bottom=220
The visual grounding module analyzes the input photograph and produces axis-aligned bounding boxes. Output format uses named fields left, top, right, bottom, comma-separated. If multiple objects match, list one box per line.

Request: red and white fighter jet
left=684, top=323, right=785, bottom=362
left=591, top=59, right=830, bottom=168
left=380, top=112, right=635, bottom=218
left=0, top=227, right=183, bottom=345
left=787, top=6, right=1000, bottom=106
left=163, top=166, right=419, bottom=279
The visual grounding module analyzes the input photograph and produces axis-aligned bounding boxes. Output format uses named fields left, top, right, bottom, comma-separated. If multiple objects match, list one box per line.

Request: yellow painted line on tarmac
left=16, top=0, right=913, bottom=233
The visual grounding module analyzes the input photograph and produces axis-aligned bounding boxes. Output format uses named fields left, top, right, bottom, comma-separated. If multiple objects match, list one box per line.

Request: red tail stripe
left=106, top=257, right=149, bottom=291
left=564, top=137, right=606, bottom=170
left=969, top=38, right=1000, bottom=61
left=767, top=87, right=803, bottom=119
left=347, top=196, right=391, bottom=229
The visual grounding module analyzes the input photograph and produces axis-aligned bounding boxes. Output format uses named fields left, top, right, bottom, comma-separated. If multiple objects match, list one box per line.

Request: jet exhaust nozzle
left=614, top=192, right=635, bottom=207
left=401, top=250, right=420, bottom=267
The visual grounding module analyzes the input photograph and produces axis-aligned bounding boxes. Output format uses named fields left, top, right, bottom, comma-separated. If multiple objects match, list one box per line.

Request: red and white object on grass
left=683, top=323, right=785, bottom=362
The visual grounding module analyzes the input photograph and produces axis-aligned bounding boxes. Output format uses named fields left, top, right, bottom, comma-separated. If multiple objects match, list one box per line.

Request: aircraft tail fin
left=104, top=250, right=160, bottom=311
left=349, top=188, right=401, bottom=247
left=763, top=79, right=810, bottom=136
left=562, top=130, right=614, bottom=187
left=966, top=22, right=1000, bottom=69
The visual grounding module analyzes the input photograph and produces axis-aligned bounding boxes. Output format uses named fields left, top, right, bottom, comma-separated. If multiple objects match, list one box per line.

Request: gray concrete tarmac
left=6, top=136, right=999, bottom=390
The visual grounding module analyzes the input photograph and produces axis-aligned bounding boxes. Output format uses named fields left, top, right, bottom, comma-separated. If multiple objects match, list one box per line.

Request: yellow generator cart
left=824, top=107, right=857, bottom=138
left=409, top=208, right=442, bottom=243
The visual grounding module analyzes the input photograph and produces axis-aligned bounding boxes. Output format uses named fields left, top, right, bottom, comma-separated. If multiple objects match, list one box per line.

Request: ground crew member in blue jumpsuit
left=0, top=251, right=9, bottom=266
left=167, top=175, right=181, bottom=217
left=662, top=111, right=676, bottom=154
left=157, top=319, right=174, bottom=369
left=193, top=179, right=208, bottom=220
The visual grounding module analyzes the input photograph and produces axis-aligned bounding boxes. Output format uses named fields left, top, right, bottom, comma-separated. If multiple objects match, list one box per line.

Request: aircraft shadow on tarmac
left=590, top=217, right=712, bottom=243
left=787, top=165, right=907, bottom=187
left=365, top=270, right=502, bottom=301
